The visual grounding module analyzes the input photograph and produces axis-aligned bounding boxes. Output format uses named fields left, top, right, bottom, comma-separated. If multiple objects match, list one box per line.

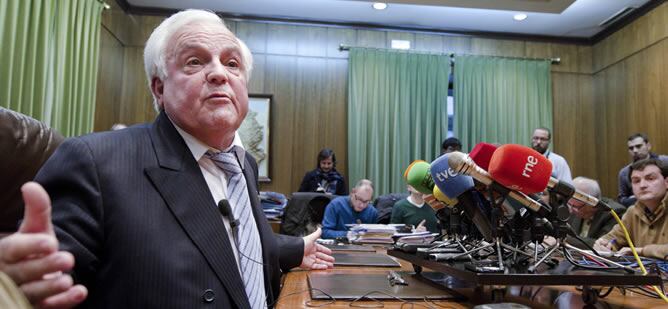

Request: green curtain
left=0, top=0, right=104, bottom=136
left=348, top=48, right=450, bottom=196
left=453, top=55, right=552, bottom=150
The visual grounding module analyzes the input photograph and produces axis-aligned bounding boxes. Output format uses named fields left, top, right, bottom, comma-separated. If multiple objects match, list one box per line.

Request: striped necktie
left=207, top=149, right=266, bottom=308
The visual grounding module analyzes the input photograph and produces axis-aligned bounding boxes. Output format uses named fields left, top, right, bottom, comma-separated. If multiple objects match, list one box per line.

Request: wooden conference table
left=274, top=246, right=668, bottom=308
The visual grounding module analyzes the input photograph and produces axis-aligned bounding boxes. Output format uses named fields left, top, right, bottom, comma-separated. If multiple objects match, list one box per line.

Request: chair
left=0, top=107, right=64, bottom=234
left=279, top=192, right=334, bottom=236
left=373, top=193, right=409, bottom=224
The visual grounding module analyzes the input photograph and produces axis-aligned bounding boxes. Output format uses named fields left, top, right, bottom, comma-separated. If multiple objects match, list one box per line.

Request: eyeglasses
left=532, top=136, right=550, bottom=142
left=353, top=194, right=372, bottom=205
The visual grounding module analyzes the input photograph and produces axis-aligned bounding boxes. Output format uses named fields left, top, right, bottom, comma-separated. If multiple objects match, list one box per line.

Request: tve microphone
left=430, top=154, right=494, bottom=241
left=447, top=151, right=549, bottom=216
left=469, top=142, right=498, bottom=172
left=488, top=144, right=552, bottom=194
left=404, top=160, right=434, bottom=194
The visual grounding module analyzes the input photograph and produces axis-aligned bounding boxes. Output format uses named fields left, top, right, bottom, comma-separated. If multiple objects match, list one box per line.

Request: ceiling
left=120, top=0, right=658, bottom=43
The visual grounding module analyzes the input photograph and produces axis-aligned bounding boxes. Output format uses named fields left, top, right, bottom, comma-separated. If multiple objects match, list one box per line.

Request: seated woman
left=298, top=148, right=348, bottom=195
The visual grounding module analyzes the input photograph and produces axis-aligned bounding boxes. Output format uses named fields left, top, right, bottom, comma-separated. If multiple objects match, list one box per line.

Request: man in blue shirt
left=321, top=179, right=378, bottom=239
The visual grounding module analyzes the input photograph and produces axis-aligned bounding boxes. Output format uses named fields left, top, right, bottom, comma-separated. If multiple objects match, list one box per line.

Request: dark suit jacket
left=35, top=112, right=303, bottom=308
left=567, top=197, right=626, bottom=249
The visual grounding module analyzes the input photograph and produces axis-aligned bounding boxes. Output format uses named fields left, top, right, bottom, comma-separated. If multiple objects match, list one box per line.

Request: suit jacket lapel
left=145, top=112, right=251, bottom=308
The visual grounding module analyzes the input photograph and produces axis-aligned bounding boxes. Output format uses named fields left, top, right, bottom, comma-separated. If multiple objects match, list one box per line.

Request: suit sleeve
left=274, top=234, right=304, bottom=272
left=618, top=168, right=636, bottom=206
left=34, top=138, right=103, bottom=287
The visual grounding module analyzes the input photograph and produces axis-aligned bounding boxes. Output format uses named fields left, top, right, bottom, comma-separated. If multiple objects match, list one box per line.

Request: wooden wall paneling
left=100, top=1, right=135, bottom=46
left=443, top=35, right=472, bottom=54
left=120, top=47, right=156, bottom=126
left=248, top=54, right=265, bottom=94
left=259, top=55, right=298, bottom=193
left=235, top=21, right=268, bottom=54
left=356, top=29, right=387, bottom=48
left=592, top=2, right=667, bottom=72
left=576, top=45, right=593, bottom=74
left=292, top=57, right=329, bottom=192
left=414, top=33, right=445, bottom=53
left=470, top=38, right=525, bottom=57
left=323, top=58, right=349, bottom=188
left=326, top=27, right=356, bottom=59
left=94, top=28, right=125, bottom=132
left=296, top=25, right=328, bottom=57
left=266, top=24, right=298, bottom=55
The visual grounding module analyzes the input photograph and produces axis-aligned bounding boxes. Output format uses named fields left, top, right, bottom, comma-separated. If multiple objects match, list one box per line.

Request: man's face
left=351, top=187, right=373, bottom=212
left=153, top=21, right=249, bottom=146
left=319, top=156, right=334, bottom=173
left=631, top=165, right=668, bottom=206
left=531, top=129, right=550, bottom=154
left=627, top=137, right=651, bottom=161
left=568, top=183, right=598, bottom=220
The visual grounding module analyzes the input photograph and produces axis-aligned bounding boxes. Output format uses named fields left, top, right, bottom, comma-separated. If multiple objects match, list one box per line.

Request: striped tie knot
left=207, top=149, right=242, bottom=176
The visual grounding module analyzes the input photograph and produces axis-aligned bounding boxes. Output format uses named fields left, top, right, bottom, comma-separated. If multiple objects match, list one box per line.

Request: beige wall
left=95, top=2, right=666, bottom=197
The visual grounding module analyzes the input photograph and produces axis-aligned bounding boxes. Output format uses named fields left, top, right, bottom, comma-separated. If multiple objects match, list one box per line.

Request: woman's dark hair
left=317, top=148, right=336, bottom=169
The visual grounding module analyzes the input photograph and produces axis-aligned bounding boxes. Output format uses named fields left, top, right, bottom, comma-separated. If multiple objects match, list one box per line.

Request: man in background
left=618, top=133, right=668, bottom=207
left=595, top=158, right=668, bottom=259
left=391, top=185, right=439, bottom=233
left=441, top=137, right=462, bottom=155
left=566, top=177, right=625, bottom=249
left=531, top=127, right=572, bottom=184
left=322, top=179, right=378, bottom=239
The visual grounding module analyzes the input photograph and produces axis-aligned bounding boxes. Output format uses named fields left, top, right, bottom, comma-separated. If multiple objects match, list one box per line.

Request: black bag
left=280, top=192, right=334, bottom=236
left=373, top=193, right=409, bottom=224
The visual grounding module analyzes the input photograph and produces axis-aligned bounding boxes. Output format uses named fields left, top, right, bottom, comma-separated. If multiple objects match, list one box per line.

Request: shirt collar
left=170, top=118, right=246, bottom=168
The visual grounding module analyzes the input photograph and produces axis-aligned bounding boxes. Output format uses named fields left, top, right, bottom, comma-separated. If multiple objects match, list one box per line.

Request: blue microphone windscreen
left=430, top=154, right=475, bottom=199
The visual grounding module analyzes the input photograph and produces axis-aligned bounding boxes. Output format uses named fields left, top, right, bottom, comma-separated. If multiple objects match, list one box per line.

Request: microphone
left=216, top=199, right=267, bottom=266
left=469, top=142, right=498, bottom=172
left=218, top=199, right=239, bottom=229
left=404, top=160, right=434, bottom=194
left=430, top=153, right=494, bottom=241
left=489, top=144, right=608, bottom=209
left=488, top=144, right=552, bottom=194
left=446, top=151, right=549, bottom=216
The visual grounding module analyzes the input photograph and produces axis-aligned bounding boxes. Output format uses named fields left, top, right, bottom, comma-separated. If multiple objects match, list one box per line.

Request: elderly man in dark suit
left=0, top=9, right=333, bottom=309
left=566, top=177, right=626, bottom=249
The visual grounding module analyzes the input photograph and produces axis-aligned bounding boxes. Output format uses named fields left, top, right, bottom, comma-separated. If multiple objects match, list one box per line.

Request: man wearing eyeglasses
left=531, top=127, right=572, bottom=184
left=566, top=177, right=625, bottom=249
left=321, top=179, right=378, bottom=239
left=617, top=133, right=668, bottom=207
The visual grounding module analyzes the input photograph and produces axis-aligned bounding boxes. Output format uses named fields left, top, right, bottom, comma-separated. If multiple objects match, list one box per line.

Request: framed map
left=239, top=94, right=272, bottom=182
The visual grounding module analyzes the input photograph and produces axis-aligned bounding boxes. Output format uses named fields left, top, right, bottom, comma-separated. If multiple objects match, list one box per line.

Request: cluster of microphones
left=403, top=143, right=614, bottom=269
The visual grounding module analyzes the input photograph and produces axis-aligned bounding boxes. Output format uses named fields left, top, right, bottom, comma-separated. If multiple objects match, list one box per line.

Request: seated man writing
left=321, top=179, right=378, bottom=239
left=594, top=158, right=668, bottom=259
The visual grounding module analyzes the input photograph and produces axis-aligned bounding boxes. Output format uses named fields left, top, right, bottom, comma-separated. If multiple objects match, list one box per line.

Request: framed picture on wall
left=239, top=94, right=272, bottom=182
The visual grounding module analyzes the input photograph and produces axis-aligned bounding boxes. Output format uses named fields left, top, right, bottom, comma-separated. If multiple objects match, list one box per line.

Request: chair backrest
left=280, top=192, right=334, bottom=236
left=0, top=108, right=64, bottom=233
left=373, top=193, right=409, bottom=224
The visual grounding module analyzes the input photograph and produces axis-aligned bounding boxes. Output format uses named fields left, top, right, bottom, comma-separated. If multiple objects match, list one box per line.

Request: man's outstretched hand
left=300, top=228, right=335, bottom=270
left=0, top=182, right=87, bottom=308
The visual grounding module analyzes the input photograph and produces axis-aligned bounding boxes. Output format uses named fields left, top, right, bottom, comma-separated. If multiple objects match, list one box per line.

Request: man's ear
left=647, top=142, right=653, bottom=151
left=151, top=77, right=165, bottom=108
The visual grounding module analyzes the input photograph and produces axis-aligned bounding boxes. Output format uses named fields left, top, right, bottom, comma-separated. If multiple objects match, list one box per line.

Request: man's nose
left=207, top=62, right=229, bottom=84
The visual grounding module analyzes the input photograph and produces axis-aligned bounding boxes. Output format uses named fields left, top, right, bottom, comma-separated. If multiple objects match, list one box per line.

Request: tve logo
left=435, top=168, right=459, bottom=182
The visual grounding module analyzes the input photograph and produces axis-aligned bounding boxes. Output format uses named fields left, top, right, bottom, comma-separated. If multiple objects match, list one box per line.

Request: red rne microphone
left=488, top=144, right=552, bottom=194
left=469, top=143, right=498, bottom=171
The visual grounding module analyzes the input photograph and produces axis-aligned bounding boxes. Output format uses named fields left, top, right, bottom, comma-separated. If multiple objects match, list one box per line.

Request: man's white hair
left=573, top=176, right=601, bottom=199
left=143, top=9, right=254, bottom=112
